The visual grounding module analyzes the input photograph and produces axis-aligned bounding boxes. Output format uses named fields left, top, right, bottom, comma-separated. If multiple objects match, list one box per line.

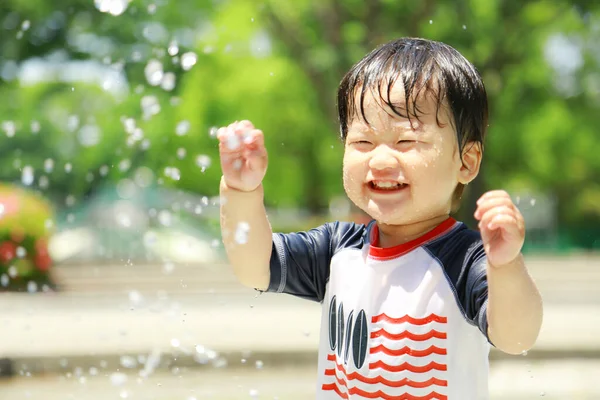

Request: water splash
left=21, top=166, right=34, bottom=186
left=180, top=52, right=197, bottom=71
left=94, top=0, right=130, bottom=16
left=145, top=59, right=164, bottom=86
left=176, top=120, right=190, bottom=136
left=235, top=222, right=250, bottom=244
left=195, top=155, right=211, bottom=172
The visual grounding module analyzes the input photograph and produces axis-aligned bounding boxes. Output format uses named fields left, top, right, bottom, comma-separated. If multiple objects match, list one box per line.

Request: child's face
left=342, top=83, right=478, bottom=226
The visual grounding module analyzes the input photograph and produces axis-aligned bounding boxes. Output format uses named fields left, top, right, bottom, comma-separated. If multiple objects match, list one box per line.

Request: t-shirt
left=265, top=217, right=491, bottom=400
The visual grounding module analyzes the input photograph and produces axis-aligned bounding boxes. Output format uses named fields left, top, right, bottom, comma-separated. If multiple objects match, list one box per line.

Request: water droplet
left=195, top=155, right=211, bottom=172
left=521, top=350, right=528, bottom=356
left=164, top=166, right=181, bottom=180
left=27, top=281, right=37, bottom=293
left=462, top=24, right=467, bottom=30
left=141, top=95, right=161, bottom=119
left=21, top=166, right=34, bottom=186
left=21, top=20, right=31, bottom=31
left=163, top=262, right=175, bottom=274
left=209, top=126, right=219, bottom=138
left=530, top=198, right=536, bottom=206
left=120, top=355, right=138, bottom=369
left=176, top=120, right=190, bottom=136
left=235, top=222, right=250, bottom=244
left=226, top=132, right=240, bottom=150
left=144, top=59, right=164, bottom=86
left=168, top=41, right=179, bottom=56
left=128, top=290, right=144, bottom=306
left=161, top=72, right=176, bottom=91
left=78, top=124, right=101, bottom=147
left=16, top=247, right=26, bottom=258
left=2, top=121, right=16, bottom=137
left=180, top=52, right=197, bottom=71
left=99, top=165, right=109, bottom=176
left=255, top=360, right=263, bottom=369
left=249, top=389, right=259, bottom=398
left=429, top=20, right=433, bottom=24
left=0, top=274, right=8, bottom=287
left=89, top=367, right=98, bottom=376
left=43, top=159, right=54, bottom=173
left=158, top=210, right=172, bottom=226
left=177, top=148, right=186, bottom=159
left=64, top=163, right=72, bottom=173
left=94, top=0, right=130, bottom=16
left=30, top=120, right=40, bottom=133
left=110, top=372, right=128, bottom=386
left=119, top=159, right=131, bottom=172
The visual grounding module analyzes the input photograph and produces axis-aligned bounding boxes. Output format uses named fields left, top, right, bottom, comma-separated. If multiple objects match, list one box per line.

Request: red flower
left=34, top=253, right=52, bottom=271
left=0, top=241, right=17, bottom=263
left=34, top=239, right=52, bottom=271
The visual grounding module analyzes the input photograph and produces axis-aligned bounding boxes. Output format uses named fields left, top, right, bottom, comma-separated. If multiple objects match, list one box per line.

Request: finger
left=479, top=205, right=515, bottom=230
left=243, top=129, right=264, bottom=146
left=488, top=213, right=518, bottom=232
left=237, top=120, right=255, bottom=130
left=477, top=190, right=511, bottom=205
left=474, top=197, right=516, bottom=220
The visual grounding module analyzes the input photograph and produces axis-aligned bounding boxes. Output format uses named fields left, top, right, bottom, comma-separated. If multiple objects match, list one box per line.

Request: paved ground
left=0, top=360, right=599, bottom=399
left=0, top=254, right=598, bottom=398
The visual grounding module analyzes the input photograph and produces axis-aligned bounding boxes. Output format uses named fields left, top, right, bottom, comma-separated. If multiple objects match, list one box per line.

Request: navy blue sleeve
left=425, top=227, right=491, bottom=343
left=265, top=221, right=366, bottom=302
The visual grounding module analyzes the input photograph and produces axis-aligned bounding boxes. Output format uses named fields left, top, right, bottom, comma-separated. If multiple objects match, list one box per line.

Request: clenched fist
left=474, top=190, right=526, bottom=267
left=218, top=120, right=268, bottom=192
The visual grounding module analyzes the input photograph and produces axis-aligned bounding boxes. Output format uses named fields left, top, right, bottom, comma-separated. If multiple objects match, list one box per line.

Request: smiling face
left=342, top=82, right=481, bottom=226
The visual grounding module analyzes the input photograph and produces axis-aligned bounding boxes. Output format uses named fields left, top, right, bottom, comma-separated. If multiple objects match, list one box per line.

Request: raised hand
left=218, top=120, right=268, bottom=192
left=474, top=190, right=526, bottom=267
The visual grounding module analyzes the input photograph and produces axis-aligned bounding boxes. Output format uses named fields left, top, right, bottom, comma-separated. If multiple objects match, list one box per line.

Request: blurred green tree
left=0, top=0, right=598, bottom=245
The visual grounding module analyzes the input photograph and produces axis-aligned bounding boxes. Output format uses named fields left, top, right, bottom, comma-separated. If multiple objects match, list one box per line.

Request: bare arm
left=474, top=190, right=544, bottom=355
left=218, top=120, right=271, bottom=290
left=220, top=178, right=271, bottom=290
left=486, top=253, right=543, bottom=354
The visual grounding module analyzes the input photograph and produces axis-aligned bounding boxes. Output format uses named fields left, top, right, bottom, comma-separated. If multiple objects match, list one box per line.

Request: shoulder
left=322, top=220, right=370, bottom=253
left=425, top=223, right=483, bottom=260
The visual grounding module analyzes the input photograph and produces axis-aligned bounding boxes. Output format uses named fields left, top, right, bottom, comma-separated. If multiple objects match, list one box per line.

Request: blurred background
left=0, top=0, right=599, bottom=399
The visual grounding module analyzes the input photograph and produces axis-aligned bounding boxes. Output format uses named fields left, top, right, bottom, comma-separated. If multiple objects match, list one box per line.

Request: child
left=218, top=37, right=543, bottom=400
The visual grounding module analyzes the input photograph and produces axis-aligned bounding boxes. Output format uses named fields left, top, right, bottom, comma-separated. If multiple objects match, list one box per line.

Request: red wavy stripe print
left=322, top=383, right=448, bottom=400
left=325, top=368, right=447, bottom=388
left=372, top=314, right=448, bottom=325
left=371, top=329, right=447, bottom=341
left=370, top=360, right=447, bottom=373
left=370, top=344, right=447, bottom=357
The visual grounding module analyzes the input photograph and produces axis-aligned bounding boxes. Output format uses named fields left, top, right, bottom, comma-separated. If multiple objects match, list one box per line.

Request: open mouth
left=367, top=181, right=408, bottom=192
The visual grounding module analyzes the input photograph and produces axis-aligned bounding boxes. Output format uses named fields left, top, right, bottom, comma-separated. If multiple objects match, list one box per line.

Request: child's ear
left=458, top=141, right=482, bottom=184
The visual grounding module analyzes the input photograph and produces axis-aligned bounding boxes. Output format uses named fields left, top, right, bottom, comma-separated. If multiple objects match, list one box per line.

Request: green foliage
left=0, top=0, right=599, bottom=249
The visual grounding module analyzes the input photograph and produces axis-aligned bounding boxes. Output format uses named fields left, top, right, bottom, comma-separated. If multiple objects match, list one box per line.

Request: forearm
left=220, top=176, right=272, bottom=290
left=487, top=254, right=543, bottom=354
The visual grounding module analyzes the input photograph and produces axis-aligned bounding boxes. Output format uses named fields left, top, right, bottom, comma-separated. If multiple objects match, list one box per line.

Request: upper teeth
left=373, top=182, right=399, bottom=188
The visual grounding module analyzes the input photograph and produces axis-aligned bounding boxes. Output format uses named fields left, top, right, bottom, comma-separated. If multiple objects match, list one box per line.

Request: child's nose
left=368, top=147, right=399, bottom=170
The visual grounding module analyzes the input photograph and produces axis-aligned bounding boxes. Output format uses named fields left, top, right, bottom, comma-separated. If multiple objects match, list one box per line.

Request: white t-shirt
left=267, top=217, right=491, bottom=400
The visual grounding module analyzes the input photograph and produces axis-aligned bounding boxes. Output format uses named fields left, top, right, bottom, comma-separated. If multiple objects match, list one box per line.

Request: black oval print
left=352, top=309, right=368, bottom=369
left=344, top=311, right=354, bottom=365
left=337, top=303, right=345, bottom=357
left=328, top=296, right=337, bottom=351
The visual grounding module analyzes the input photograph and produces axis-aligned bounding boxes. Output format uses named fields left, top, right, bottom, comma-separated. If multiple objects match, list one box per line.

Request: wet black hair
left=337, top=37, right=488, bottom=209
left=338, top=37, right=488, bottom=154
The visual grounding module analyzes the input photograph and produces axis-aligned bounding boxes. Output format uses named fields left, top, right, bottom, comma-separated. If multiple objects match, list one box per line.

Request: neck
left=376, top=214, right=451, bottom=248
